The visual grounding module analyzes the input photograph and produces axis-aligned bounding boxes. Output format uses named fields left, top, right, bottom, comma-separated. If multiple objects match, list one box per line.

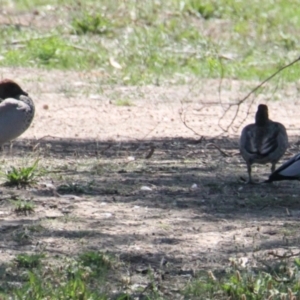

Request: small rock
left=101, top=213, right=113, bottom=218
left=44, top=182, right=55, bottom=189
left=190, top=183, right=198, bottom=190
left=45, top=211, right=64, bottom=219
left=140, top=186, right=152, bottom=191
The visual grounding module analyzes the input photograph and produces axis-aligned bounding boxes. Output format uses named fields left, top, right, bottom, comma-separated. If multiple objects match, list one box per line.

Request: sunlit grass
left=0, top=0, right=298, bottom=84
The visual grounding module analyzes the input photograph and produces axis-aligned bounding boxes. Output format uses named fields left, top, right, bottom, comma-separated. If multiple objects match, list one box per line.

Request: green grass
left=3, top=251, right=130, bottom=300
left=2, top=159, right=41, bottom=187
left=114, top=98, right=134, bottom=106
left=14, top=253, right=45, bottom=269
left=11, top=199, right=35, bottom=215
left=0, top=0, right=299, bottom=84
left=184, top=258, right=300, bottom=299
left=57, top=181, right=93, bottom=195
left=5, top=249, right=300, bottom=299
left=71, top=13, right=112, bottom=35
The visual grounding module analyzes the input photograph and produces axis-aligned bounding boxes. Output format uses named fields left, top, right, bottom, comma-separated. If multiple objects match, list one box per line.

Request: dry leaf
left=109, top=57, right=122, bottom=69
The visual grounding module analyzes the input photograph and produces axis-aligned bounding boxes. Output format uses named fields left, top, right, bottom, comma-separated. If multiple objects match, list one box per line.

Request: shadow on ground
left=1, top=135, right=300, bottom=294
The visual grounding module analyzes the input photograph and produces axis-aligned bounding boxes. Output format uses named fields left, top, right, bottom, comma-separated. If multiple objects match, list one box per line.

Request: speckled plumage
left=0, top=79, right=35, bottom=145
left=239, top=104, right=288, bottom=183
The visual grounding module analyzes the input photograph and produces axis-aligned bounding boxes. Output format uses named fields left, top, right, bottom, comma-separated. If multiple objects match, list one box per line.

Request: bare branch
left=145, top=145, right=155, bottom=159
left=205, top=143, right=231, bottom=157
left=268, top=250, right=300, bottom=259
left=219, top=56, right=300, bottom=132
left=179, top=107, right=203, bottom=138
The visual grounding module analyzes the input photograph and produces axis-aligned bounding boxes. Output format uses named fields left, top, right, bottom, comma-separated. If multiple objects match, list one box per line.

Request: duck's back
left=240, top=120, right=288, bottom=164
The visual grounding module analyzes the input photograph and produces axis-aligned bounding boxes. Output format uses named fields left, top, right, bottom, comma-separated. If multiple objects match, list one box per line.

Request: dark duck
left=239, top=104, right=288, bottom=183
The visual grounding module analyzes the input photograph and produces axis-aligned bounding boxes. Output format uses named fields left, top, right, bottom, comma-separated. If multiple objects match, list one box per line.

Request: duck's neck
left=255, top=111, right=269, bottom=126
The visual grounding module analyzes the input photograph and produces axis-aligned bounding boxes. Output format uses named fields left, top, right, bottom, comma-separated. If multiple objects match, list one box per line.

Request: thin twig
left=205, top=143, right=231, bottom=157
left=99, top=143, right=113, bottom=155
left=179, top=108, right=203, bottom=138
left=268, top=250, right=300, bottom=259
left=141, top=120, right=162, bottom=140
left=145, top=145, right=155, bottom=159
left=219, top=56, right=300, bottom=132
left=35, top=135, right=59, bottom=142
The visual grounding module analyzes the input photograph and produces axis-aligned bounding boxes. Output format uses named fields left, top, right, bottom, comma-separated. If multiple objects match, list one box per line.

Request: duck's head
left=0, top=79, right=28, bottom=100
left=255, top=104, right=269, bottom=126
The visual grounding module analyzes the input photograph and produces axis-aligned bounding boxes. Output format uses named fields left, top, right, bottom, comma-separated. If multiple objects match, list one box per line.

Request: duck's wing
left=262, top=122, right=288, bottom=161
left=259, top=121, right=288, bottom=156
left=240, top=125, right=257, bottom=155
left=0, top=98, right=32, bottom=144
left=256, top=122, right=288, bottom=158
left=0, top=98, right=30, bottom=117
left=259, top=132, right=279, bottom=156
left=240, top=124, right=278, bottom=157
left=267, top=153, right=300, bottom=182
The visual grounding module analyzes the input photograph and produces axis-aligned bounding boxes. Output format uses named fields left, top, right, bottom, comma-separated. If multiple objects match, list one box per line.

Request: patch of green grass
left=2, top=159, right=41, bottom=187
left=12, top=267, right=105, bottom=300
left=8, top=251, right=128, bottom=300
left=183, top=258, right=300, bottom=299
left=11, top=199, right=35, bottom=215
left=57, top=181, right=93, bottom=194
left=14, top=253, right=45, bottom=269
left=0, top=0, right=299, bottom=84
left=78, top=251, right=115, bottom=277
left=185, top=0, right=219, bottom=19
left=71, top=13, right=112, bottom=35
left=114, top=98, right=134, bottom=106
left=3, top=36, right=106, bottom=70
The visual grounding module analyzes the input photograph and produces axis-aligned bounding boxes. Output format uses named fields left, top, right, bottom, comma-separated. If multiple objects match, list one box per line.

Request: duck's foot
left=263, top=179, right=273, bottom=184
left=240, top=176, right=259, bottom=184
left=246, top=180, right=260, bottom=185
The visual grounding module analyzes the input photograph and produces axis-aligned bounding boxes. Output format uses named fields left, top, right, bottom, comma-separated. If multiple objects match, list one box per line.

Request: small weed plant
left=3, top=160, right=41, bottom=187
left=11, top=199, right=35, bottom=215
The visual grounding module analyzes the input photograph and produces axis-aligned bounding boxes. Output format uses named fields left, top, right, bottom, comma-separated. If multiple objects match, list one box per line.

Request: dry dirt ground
left=1, top=68, right=300, bottom=296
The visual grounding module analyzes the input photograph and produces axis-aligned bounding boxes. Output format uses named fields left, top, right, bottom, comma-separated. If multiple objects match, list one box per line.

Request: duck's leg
left=265, top=163, right=276, bottom=184
left=271, top=162, right=276, bottom=173
left=246, top=162, right=254, bottom=184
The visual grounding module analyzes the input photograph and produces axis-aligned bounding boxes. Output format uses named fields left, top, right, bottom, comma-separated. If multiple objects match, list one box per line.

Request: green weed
left=9, top=252, right=121, bottom=300
left=184, top=257, right=300, bottom=299
left=3, top=160, right=40, bottom=187
left=57, top=181, right=93, bottom=194
left=114, top=99, right=134, bottom=106
left=71, top=13, right=111, bottom=35
left=12, top=199, right=35, bottom=215
left=14, top=253, right=45, bottom=269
